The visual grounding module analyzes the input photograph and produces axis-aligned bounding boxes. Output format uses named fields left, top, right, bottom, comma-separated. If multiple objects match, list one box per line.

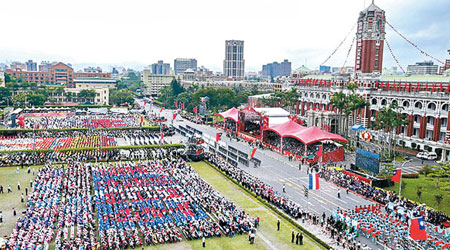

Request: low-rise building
left=142, top=70, right=179, bottom=96
left=65, top=87, right=110, bottom=105
left=407, top=61, right=439, bottom=75
left=74, top=78, right=116, bottom=89
left=0, top=71, right=5, bottom=87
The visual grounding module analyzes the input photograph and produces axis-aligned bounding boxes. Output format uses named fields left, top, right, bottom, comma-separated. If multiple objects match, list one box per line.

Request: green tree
left=0, top=87, right=11, bottom=104
left=109, top=89, right=135, bottom=105
left=12, top=92, right=29, bottom=105
left=170, top=79, right=185, bottom=96
left=27, top=93, right=47, bottom=106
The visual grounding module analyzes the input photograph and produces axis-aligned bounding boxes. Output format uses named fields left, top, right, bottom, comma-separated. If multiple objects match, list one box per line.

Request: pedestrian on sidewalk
left=296, top=232, right=299, bottom=245
left=277, top=219, right=280, bottom=231
left=17, top=181, right=21, bottom=191
left=291, top=230, right=295, bottom=243
left=282, top=184, right=286, bottom=193
left=299, top=233, right=303, bottom=245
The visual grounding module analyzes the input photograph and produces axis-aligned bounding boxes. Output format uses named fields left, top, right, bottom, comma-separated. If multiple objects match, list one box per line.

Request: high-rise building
left=223, top=40, right=244, bottom=80
left=25, top=60, right=37, bottom=72
left=355, top=1, right=385, bottom=74
left=150, top=60, right=171, bottom=75
left=407, top=61, right=439, bottom=75
left=174, top=58, right=197, bottom=75
left=262, top=60, right=291, bottom=78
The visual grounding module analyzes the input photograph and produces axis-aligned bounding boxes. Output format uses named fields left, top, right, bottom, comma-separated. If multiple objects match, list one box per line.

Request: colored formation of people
left=8, top=164, right=98, bottom=249
left=319, top=167, right=449, bottom=226
left=23, top=114, right=139, bottom=129
left=91, top=158, right=254, bottom=249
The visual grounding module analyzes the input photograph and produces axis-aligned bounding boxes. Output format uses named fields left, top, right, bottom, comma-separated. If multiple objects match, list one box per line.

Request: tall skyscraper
left=150, top=60, right=171, bottom=75
left=262, top=60, right=291, bottom=78
left=174, top=58, right=197, bottom=75
left=26, top=60, right=37, bottom=71
left=223, top=40, right=244, bottom=80
left=355, top=1, right=385, bottom=74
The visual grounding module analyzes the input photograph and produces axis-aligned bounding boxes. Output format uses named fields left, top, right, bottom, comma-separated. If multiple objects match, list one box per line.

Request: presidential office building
left=289, top=2, right=450, bottom=160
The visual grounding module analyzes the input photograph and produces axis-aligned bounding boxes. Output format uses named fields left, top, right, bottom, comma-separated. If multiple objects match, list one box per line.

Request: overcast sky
left=0, top=0, right=449, bottom=72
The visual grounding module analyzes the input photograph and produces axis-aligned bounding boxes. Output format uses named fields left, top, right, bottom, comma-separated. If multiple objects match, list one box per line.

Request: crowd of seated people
left=0, top=135, right=117, bottom=151
left=242, top=120, right=261, bottom=136
left=8, top=163, right=98, bottom=250
left=0, top=147, right=178, bottom=167
left=319, top=168, right=449, bottom=226
left=23, top=114, right=140, bottom=129
left=333, top=206, right=450, bottom=249
left=91, top=157, right=254, bottom=248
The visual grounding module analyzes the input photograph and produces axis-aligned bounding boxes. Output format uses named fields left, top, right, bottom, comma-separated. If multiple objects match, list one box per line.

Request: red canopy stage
left=215, top=107, right=240, bottom=133
left=217, top=107, right=239, bottom=122
left=262, top=120, right=348, bottom=163
left=238, top=106, right=267, bottom=140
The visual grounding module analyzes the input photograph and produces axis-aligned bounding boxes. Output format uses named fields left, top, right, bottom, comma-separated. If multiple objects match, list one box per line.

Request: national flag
left=316, top=145, right=323, bottom=157
left=174, top=101, right=178, bottom=107
left=309, top=173, right=319, bottom=190
left=410, top=217, right=427, bottom=241
left=181, top=102, right=185, bottom=109
left=144, top=101, right=147, bottom=106
left=193, top=107, right=197, bottom=113
left=216, top=133, right=222, bottom=142
left=160, top=107, right=164, bottom=113
left=249, top=147, right=257, bottom=159
left=196, top=139, right=205, bottom=144
left=140, top=116, right=143, bottom=123
left=160, top=131, right=164, bottom=140
left=172, top=113, right=177, bottom=120
left=196, top=149, right=204, bottom=155
left=391, top=168, right=401, bottom=183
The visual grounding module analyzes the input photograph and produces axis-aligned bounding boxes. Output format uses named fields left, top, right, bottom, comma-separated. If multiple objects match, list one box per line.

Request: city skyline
left=0, top=0, right=449, bottom=72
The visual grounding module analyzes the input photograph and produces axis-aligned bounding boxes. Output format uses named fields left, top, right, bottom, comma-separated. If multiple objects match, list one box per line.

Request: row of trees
left=261, top=88, right=301, bottom=113
left=157, top=80, right=264, bottom=113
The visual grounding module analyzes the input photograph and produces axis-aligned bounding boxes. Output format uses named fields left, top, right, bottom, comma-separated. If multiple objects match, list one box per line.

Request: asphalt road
left=139, top=102, right=379, bottom=248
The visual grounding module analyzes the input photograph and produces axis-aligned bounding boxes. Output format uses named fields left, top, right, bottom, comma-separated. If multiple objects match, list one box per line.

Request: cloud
left=0, top=0, right=448, bottom=72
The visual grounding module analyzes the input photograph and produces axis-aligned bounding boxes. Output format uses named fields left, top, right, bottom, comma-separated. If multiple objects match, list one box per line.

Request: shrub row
left=203, top=160, right=331, bottom=250
left=402, top=173, right=419, bottom=179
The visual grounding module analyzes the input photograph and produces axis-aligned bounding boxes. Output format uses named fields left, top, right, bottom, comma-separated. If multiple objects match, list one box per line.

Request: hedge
left=0, top=126, right=160, bottom=133
left=152, top=100, right=163, bottom=105
left=203, top=160, right=331, bottom=250
left=0, top=143, right=184, bottom=154
left=402, top=173, right=419, bottom=179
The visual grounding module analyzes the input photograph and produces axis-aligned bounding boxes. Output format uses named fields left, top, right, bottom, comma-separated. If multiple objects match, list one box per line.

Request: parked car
left=416, top=152, right=438, bottom=160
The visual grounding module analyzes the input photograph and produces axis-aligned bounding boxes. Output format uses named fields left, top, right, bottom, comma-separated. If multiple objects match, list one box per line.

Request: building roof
left=74, top=78, right=117, bottom=83
left=363, top=1, right=383, bottom=12
left=293, top=65, right=311, bottom=73
left=379, top=75, right=450, bottom=83
left=302, top=74, right=333, bottom=80
left=254, top=107, right=290, bottom=117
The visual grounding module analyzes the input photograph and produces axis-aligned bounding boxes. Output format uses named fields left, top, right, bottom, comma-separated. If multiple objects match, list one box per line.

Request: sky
left=0, top=0, right=449, bottom=72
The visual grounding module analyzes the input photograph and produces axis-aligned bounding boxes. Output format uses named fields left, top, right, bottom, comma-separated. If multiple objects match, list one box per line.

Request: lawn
left=384, top=175, right=450, bottom=215
left=0, top=165, right=41, bottom=237
left=188, top=161, right=324, bottom=250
